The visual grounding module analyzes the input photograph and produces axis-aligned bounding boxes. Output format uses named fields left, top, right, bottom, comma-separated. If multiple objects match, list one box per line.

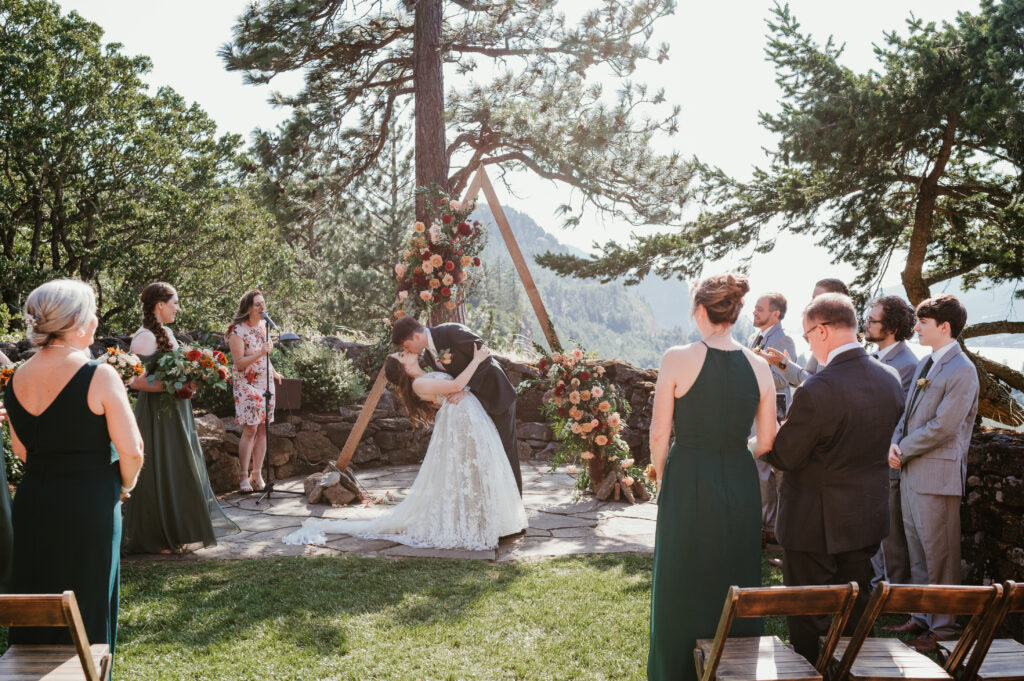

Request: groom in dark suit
left=761, top=293, right=904, bottom=663
left=391, top=316, right=522, bottom=493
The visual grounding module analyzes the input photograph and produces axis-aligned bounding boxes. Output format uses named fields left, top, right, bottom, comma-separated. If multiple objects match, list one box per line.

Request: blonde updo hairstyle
left=23, top=279, right=96, bottom=347
left=692, top=273, right=750, bottom=325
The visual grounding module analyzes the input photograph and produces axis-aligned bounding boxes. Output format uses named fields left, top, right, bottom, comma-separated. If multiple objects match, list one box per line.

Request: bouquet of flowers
left=0, top=362, right=22, bottom=392
left=96, top=347, right=145, bottom=387
left=152, top=346, right=230, bottom=399
left=393, top=189, right=486, bottom=317
left=518, top=342, right=652, bottom=502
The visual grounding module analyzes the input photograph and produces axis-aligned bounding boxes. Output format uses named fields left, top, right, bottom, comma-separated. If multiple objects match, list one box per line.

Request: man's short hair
left=804, top=293, right=857, bottom=330
left=916, top=294, right=968, bottom=338
left=869, top=295, right=916, bottom=342
left=814, top=278, right=850, bottom=296
left=391, top=316, right=425, bottom=346
left=761, top=293, right=788, bottom=320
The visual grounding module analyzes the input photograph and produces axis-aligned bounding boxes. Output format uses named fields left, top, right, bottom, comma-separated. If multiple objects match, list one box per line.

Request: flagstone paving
left=124, top=462, right=658, bottom=563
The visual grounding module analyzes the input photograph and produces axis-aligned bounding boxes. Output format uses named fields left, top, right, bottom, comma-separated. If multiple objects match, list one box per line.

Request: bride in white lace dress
left=283, top=344, right=527, bottom=550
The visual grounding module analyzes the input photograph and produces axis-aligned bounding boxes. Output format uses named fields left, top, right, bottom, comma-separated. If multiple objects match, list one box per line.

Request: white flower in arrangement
left=621, top=458, right=634, bottom=468
left=566, top=464, right=579, bottom=475
left=428, top=224, right=441, bottom=243
left=398, top=290, right=408, bottom=300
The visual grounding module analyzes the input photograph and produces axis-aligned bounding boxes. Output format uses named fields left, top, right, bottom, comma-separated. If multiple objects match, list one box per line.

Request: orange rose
left=430, top=254, right=444, bottom=268
left=595, top=435, right=608, bottom=446
left=414, top=221, right=426, bottom=233
left=429, top=278, right=441, bottom=289
left=598, top=401, right=611, bottom=413
left=581, top=451, right=594, bottom=460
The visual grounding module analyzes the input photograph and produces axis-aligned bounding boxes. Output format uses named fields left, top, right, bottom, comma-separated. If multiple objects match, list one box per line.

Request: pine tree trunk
left=414, top=0, right=455, bottom=325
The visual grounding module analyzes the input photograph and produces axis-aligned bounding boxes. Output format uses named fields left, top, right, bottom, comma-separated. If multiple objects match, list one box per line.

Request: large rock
left=269, top=422, right=297, bottom=438
left=518, top=422, right=553, bottom=441
left=322, top=484, right=357, bottom=506
left=268, top=437, right=294, bottom=466
left=294, top=430, right=339, bottom=465
left=223, top=432, right=240, bottom=455
left=205, top=447, right=240, bottom=494
left=324, top=422, right=354, bottom=448
left=374, top=429, right=414, bottom=450
left=194, top=413, right=226, bottom=440
left=352, top=442, right=381, bottom=465
left=304, top=473, right=325, bottom=504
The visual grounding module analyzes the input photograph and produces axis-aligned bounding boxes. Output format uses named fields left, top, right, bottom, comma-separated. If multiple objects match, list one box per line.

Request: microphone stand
left=256, top=318, right=302, bottom=504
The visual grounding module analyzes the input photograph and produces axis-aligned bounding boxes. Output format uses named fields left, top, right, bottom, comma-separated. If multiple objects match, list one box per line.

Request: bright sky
left=57, top=0, right=978, bottom=350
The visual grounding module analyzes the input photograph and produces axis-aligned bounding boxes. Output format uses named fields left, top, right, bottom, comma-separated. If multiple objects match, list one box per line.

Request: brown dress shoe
left=908, top=631, right=940, bottom=652
left=882, top=618, right=927, bottom=635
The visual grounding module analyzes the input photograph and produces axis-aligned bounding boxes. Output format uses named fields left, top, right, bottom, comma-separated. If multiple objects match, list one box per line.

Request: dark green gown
left=648, top=345, right=764, bottom=681
left=5, top=361, right=122, bottom=652
left=0, top=440, right=12, bottom=594
left=122, top=352, right=239, bottom=554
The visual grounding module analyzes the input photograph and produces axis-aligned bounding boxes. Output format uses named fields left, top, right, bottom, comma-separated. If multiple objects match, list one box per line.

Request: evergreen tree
left=539, top=0, right=1024, bottom=422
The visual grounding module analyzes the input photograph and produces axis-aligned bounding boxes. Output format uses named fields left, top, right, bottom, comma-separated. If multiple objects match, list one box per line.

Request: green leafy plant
left=285, top=342, right=367, bottom=411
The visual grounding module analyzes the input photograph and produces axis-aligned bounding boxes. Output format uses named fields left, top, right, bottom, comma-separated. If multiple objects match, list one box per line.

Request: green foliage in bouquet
left=285, top=343, right=367, bottom=411
left=3, top=425, right=22, bottom=487
left=152, top=346, right=230, bottom=400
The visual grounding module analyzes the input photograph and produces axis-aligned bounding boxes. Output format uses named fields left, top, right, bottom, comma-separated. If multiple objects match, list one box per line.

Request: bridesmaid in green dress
left=4, top=279, right=144, bottom=653
left=1, top=399, right=13, bottom=594
left=647, top=273, right=780, bottom=681
left=122, top=283, right=239, bottom=554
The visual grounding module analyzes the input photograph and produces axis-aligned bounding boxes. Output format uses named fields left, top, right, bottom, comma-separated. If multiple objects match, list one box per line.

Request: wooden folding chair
left=831, top=583, right=1003, bottom=681
left=695, top=582, right=859, bottom=681
left=938, top=580, right=1024, bottom=681
left=0, top=591, right=111, bottom=681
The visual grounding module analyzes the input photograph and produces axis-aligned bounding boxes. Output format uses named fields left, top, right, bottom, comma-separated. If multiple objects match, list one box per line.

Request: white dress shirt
left=824, top=341, right=863, bottom=367
left=873, top=342, right=897, bottom=362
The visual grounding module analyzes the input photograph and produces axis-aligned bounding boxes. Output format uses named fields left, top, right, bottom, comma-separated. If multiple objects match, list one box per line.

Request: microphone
left=260, top=311, right=278, bottom=330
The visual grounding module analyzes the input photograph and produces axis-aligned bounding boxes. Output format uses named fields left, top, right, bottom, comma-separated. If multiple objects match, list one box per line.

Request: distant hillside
left=466, top=205, right=693, bottom=368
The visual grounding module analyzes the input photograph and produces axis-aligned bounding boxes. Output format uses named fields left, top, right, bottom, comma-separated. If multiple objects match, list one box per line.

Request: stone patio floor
left=125, top=461, right=657, bottom=563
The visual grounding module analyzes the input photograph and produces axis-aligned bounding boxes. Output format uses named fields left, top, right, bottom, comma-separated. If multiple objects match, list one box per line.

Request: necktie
left=872, top=353, right=879, bottom=359
left=905, top=356, right=934, bottom=418
left=752, top=333, right=763, bottom=349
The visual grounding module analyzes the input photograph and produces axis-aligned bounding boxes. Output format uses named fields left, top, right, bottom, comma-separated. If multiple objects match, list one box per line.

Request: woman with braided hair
left=122, top=282, right=238, bottom=554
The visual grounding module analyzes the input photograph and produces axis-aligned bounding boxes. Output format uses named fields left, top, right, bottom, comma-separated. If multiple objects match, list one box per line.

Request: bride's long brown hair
left=384, top=355, right=437, bottom=428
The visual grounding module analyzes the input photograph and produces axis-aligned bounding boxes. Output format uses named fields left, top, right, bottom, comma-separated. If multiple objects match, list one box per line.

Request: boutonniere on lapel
left=436, top=348, right=453, bottom=365
left=916, top=377, right=931, bottom=391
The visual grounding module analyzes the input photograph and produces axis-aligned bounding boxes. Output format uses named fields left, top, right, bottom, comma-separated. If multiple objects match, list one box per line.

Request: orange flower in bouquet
left=96, top=347, right=145, bottom=387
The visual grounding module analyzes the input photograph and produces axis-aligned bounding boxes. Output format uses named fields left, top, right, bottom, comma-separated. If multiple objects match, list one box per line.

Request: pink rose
left=414, top=221, right=426, bottom=233
left=622, top=458, right=634, bottom=468
left=398, top=290, right=409, bottom=300
left=595, top=435, right=608, bottom=446
left=419, top=290, right=433, bottom=302
left=581, top=451, right=594, bottom=460
left=395, top=263, right=407, bottom=277
left=591, top=386, right=603, bottom=399
left=449, top=199, right=463, bottom=211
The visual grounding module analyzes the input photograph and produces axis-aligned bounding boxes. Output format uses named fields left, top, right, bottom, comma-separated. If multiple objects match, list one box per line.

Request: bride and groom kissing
left=284, top=317, right=528, bottom=550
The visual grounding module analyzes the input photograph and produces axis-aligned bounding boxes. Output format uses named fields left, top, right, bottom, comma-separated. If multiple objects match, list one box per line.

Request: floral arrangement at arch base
left=518, top=342, right=652, bottom=503
left=392, top=187, right=486, bottom=321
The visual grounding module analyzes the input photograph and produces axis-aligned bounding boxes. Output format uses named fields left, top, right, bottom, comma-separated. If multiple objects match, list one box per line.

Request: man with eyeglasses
left=759, top=293, right=904, bottom=663
left=863, top=296, right=920, bottom=590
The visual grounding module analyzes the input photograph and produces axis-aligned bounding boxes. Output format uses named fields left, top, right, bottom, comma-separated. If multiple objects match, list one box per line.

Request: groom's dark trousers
left=762, top=346, right=904, bottom=662
left=428, top=323, right=522, bottom=493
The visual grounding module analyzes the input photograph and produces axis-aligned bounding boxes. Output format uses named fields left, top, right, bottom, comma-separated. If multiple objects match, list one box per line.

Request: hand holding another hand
left=888, top=443, right=903, bottom=469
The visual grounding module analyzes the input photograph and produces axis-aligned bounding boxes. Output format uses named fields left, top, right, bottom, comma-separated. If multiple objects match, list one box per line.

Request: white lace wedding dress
left=283, top=374, right=527, bottom=550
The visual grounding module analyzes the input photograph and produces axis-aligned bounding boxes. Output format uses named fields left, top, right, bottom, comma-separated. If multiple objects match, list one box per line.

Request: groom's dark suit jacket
left=762, top=347, right=904, bottom=555
left=428, top=323, right=516, bottom=415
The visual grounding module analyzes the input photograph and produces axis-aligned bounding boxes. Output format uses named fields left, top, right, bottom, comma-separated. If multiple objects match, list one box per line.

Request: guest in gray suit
left=864, top=296, right=919, bottom=588
left=748, top=293, right=797, bottom=545
left=888, top=294, right=979, bottom=652
left=762, top=278, right=849, bottom=385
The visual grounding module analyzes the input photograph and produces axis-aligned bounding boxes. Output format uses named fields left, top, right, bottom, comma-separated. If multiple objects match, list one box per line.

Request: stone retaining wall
left=962, top=428, right=1024, bottom=640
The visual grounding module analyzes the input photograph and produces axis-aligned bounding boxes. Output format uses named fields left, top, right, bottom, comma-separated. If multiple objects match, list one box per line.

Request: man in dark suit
left=761, top=293, right=905, bottom=663
left=864, top=295, right=920, bottom=588
left=391, top=316, right=522, bottom=493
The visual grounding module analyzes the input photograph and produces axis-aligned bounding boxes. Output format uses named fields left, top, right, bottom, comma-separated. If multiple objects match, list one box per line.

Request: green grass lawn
left=13, top=553, right=918, bottom=680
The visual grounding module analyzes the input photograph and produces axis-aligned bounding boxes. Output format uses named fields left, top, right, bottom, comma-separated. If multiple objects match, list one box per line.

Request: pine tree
left=538, top=0, right=1024, bottom=423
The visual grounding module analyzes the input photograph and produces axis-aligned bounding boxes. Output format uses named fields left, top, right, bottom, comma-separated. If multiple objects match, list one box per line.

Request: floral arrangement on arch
left=393, top=188, right=486, bottom=318
left=151, top=346, right=231, bottom=399
left=518, top=342, right=652, bottom=503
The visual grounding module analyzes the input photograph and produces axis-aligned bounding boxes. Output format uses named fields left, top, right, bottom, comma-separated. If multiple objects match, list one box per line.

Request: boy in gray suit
left=888, top=294, right=979, bottom=652
left=865, top=296, right=920, bottom=587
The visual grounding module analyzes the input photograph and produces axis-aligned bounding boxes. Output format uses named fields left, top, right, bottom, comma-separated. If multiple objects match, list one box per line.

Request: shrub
left=3, top=425, right=22, bottom=487
left=285, top=342, right=367, bottom=411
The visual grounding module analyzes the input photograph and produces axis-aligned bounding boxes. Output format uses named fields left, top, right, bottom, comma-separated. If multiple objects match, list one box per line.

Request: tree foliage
left=538, top=0, right=1024, bottom=422
left=0, top=0, right=304, bottom=333
left=221, top=0, right=691, bottom=232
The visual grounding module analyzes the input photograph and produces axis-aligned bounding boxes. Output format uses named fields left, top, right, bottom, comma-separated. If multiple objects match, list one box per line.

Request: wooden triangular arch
left=335, top=164, right=560, bottom=471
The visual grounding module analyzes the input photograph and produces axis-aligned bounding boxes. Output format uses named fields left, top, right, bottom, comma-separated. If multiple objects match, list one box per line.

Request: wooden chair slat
left=733, top=586, right=853, bottom=618
left=882, top=586, right=999, bottom=615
